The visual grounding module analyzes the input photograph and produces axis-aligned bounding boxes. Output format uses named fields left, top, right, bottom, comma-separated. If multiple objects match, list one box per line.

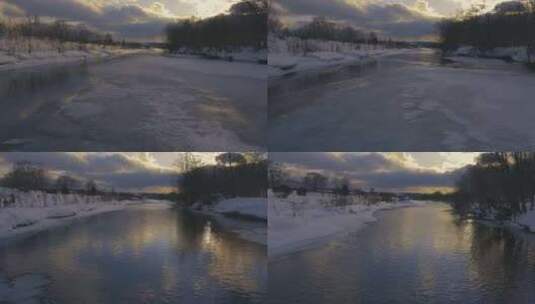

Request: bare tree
left=1, top=161, right=50, bottom=191
left=56, top=175, right=79, bottom=194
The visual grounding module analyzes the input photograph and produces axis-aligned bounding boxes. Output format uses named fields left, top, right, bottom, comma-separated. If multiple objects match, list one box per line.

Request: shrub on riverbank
left=437, top=0, right=535, bottom=62
left=177, top=153, right=267, bottom=206
left=165, top=0, right=267, bottom=54
left=453, top=152, right=535, bottom=220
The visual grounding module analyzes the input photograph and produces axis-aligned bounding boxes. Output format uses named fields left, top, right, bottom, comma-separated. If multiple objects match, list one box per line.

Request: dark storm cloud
left=0, top=153, right=176, bottom=192
left=271, top=152, right=461, bottom=192
left=274, top=0, right=439, bottom=39
left=3, top=0, right=173, bottom=39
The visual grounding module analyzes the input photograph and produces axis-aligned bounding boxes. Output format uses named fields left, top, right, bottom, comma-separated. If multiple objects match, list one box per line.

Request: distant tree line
left=165, top=0, right=267, bottom=52
left=453, top=152, right=535, bottom=221
left=177, top=152, right=267, bottom=205
left=271, top=16, right=413, bottom=48
left=0, top=161, right=103, bottom=196
left=0, top=16, right=115, bottom=54
left=437, top=1, right=535, bottom=52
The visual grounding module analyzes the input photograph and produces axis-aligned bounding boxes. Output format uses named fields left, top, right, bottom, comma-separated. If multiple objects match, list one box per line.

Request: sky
left=270, top=152, right=481, bottom=193
left=0, top=152, right=220, bottom=193
left=0, top=0, right=240, bottom=40
left=272, top=0, right=508, bottom=40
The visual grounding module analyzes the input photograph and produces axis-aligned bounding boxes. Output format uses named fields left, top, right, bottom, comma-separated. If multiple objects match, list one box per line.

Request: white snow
left=0, top=187, right=172, bottom=240
left=213, top=197, right=267, bottom=220
left=268, top=35, right=409, bottom=77
left=190, top=197, right=267, bottom=244
left=269, top=191, right=426, bottom=256
left=170, top=46, right=267, bottom=64
left=0, top=38, right=159, bottom=72
left=447, top=45, right=534, bottom=64
left=192, top=197, right=267, bottom=221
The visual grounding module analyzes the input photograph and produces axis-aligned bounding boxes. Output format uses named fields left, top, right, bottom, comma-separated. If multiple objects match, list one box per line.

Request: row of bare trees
left=176, top=152, right=267, bottom=205
left=453, top=152, right=535, bottom=220
left=270, top=15, right=412, bottom=49
left=0, top=161, right=99, bottom=195
left=0, top=16, right=114, bottom=55
left=165, top=0, right=267, bottom=52
left=437, top=0, right=535, bottom=52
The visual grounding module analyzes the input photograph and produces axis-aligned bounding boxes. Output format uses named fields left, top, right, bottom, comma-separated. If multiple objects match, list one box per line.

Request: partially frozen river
left=0, top=55, right=266, bottom=151
left=269, top=49, right=535, bottom=151
left=0, top=205, right=267, bottom=304
left=269, top=203, right=535, bottom=303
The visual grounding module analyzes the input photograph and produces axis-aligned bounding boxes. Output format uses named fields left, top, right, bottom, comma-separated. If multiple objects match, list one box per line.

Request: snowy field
left=0, top=187, right=172, bottom=241
left=268, top=191, right=426, bottom=256
left=268, top=35, right=409, bottom=77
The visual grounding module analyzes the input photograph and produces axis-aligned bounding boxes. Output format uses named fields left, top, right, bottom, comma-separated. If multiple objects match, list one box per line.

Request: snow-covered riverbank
left=268, top=35, right=409, bottom=77
left=192, top=197, right=267, bottom=221
left=444, top=45, right=535, bottom=65
left=190, top=197, right=267, bottom=244
left=0, top=39, right=159, bottom=72
left=0, top=188, right=172, bottom=241
left=269, top=191, right=427, bottom=256
left=167, top=47, right=267, bottom=65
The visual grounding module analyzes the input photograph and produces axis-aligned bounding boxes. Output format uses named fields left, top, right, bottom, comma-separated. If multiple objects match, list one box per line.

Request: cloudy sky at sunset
left=0, top=0, right=240, bottom=39
left=271, top=152, right=480, bottom=193
left=0, top=152, right=219, bottom=193
left=272, top=0, right=506, bottom=39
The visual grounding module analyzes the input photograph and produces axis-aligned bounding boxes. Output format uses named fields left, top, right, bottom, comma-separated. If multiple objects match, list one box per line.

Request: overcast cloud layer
left=272, top=0, right=449, bottom=40
left=0, top=152, right=179, bottom=193
left=0, top=0, right=239, bottom=40
left=271, top=152, right=472, bottom=193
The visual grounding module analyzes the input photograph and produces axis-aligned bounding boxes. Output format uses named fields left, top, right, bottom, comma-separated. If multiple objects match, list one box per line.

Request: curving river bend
left=269, top=203, right=535, bottom=304
left=0, top=205, right=267, bottom=304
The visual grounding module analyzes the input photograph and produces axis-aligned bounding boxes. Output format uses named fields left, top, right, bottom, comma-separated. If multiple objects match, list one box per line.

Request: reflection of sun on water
left=199, top=221, right=264, bottom=295
left=202, top=221, right=214, bottom=247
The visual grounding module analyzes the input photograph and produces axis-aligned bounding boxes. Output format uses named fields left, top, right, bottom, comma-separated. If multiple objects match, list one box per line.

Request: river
left=0, top=205, right=267, bottom=304
left=269, top=203, right=535, bottom=304
left=0, top=55, right=266, bottom=151
left=269, top=49, right=535, bottom=151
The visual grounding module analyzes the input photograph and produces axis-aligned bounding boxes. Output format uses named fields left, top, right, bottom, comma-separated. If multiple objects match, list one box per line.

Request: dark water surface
left=269, top=203, right=535, bottom=304
left=0, top=205, right=267, bottom=304
left=0, top=55, right=266, bottom=151
left=268, top=49, right=535, bottom=151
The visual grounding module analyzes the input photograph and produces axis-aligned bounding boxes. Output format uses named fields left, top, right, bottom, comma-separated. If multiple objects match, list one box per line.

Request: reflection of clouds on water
left=0, top=208, right=266, bottom=303
left=0, top=274, right=48, bottom=304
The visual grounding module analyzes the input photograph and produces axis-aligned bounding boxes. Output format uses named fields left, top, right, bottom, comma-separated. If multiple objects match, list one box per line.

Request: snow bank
left=447, top=45, right=534, bottom=64
left=0, top=187, right=169, bottom=240
left=193, top=197, right=267, bottom=221
left=269, top=191, right=426, bottom=256
left=0, top=38, right=158, bottom=72
left=213, top=197, right=267, bottom=220
left=169, top=46, right=267, bottom=64
left=268, top=35, right=408, bottom=77
left=190, top=197, right=267, bottom=244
